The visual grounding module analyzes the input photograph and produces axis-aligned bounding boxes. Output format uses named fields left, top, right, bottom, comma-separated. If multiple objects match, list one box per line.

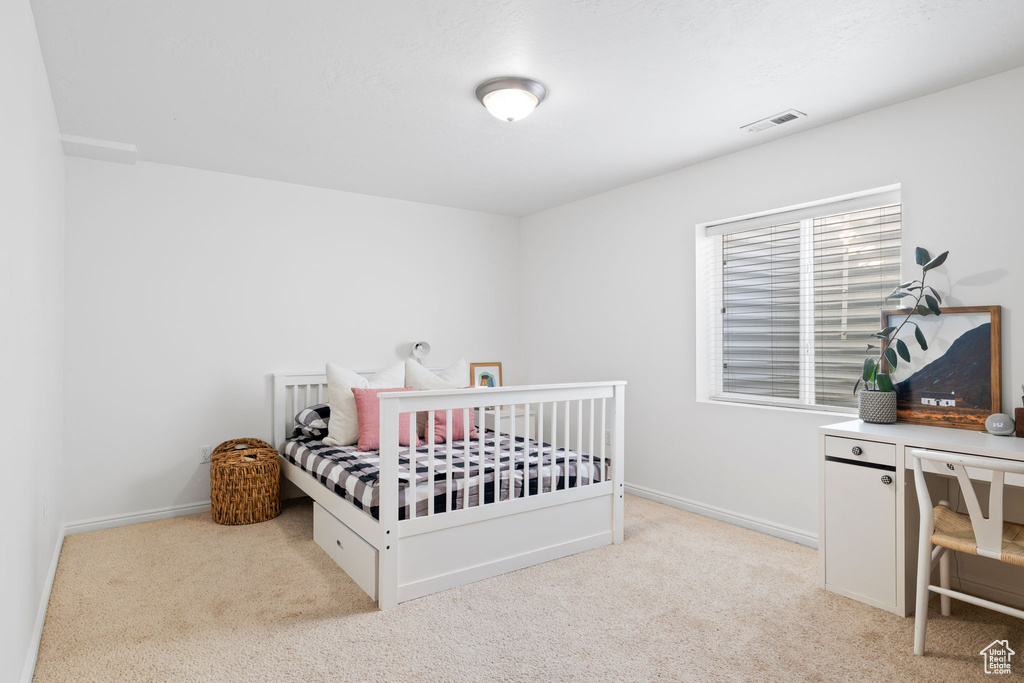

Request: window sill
left=698, top=395, right=857, bottom=419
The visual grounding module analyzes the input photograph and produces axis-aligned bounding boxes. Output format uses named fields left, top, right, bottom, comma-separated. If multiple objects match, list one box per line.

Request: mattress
left=281, top=430, right=607, bottom=520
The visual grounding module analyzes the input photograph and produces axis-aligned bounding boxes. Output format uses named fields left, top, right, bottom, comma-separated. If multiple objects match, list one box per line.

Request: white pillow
left=323, top=362, right=405, bottom=447
left=405, top=358, right=469, bottom=390
left=405, top=359, right=470, bottom=434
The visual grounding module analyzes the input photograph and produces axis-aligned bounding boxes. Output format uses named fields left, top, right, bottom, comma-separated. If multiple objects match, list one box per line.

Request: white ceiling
left=31, top=0, right=1024, bottom=216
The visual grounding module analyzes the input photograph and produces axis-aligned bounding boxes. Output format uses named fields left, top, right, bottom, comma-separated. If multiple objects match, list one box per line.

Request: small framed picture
left=470, top=362, right=503, bottom=388
left=881, top=305, right=1001, bottom=430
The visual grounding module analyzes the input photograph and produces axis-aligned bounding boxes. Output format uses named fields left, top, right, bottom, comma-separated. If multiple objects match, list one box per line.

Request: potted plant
left=855, top=247, right=949, bottom=423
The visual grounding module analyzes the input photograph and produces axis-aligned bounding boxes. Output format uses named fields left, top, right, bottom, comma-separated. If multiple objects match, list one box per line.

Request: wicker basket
left=210, top=438, right=281, bottom=525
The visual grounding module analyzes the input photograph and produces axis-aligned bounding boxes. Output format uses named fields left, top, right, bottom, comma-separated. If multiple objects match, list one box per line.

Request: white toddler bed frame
left=272, top=372, right=625, bottom=609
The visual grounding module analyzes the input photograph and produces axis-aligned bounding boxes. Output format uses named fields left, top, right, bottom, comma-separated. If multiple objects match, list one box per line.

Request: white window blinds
left=721, top=222, right=802, bottom=400
left=707, top=195, right=901, bottom=410
left=811, top=204, right=902, bottom=408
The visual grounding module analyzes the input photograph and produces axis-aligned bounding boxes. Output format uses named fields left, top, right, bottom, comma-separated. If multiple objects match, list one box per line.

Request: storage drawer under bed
left=313, top=501, right=378, bottom=600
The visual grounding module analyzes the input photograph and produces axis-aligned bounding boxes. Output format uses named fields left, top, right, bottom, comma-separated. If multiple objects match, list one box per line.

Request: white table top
left=821, top=419, right=1024, bottom=462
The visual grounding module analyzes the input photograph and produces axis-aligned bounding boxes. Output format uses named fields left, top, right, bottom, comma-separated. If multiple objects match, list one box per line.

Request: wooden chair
left=911, top=448, right=1024, bottom=656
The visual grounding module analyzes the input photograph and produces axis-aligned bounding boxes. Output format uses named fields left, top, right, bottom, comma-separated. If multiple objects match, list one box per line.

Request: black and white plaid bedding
left=293, top=404, right=330, bottom=438
left=281, top=431, right=608, bottom=520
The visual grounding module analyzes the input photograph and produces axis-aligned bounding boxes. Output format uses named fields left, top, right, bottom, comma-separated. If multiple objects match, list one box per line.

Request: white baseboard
left=625, top=483, right=818, bottom=548
left=64, top=501, right=211, bottom=535
left=956, top=573, right=1024, bottom=612
left=21, top=526, right=65, bottom=683
left=19, top=501, right=212, bottom=679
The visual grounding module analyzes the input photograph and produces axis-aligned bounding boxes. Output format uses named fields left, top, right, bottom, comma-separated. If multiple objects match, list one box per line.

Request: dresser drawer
left=313, top=502, right=378, bottom=600
left=825, top=435, right=896, bottom=468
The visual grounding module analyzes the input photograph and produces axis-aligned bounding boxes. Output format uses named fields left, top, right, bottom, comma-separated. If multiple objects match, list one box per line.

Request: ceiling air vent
left=741, top=109, right=806, bottom=133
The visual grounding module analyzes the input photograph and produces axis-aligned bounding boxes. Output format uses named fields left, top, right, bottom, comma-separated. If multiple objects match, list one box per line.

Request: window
left=702, top=188, right=901, bottom=411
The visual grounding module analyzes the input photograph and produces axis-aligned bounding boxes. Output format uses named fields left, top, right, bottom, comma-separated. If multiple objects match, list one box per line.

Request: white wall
left=0, top=1, right=66, bottom=680
left=520, top=66, right=1024, bottom=541
left=63, top=159, right=520, bottom=525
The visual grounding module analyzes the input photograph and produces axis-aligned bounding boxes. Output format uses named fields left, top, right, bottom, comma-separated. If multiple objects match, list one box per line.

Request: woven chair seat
left=931, top=504, right=1024, bottom=568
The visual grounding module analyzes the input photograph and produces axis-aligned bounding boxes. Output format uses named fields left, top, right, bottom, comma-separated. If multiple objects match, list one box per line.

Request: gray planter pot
left=859, top=390, right=897, bottom=424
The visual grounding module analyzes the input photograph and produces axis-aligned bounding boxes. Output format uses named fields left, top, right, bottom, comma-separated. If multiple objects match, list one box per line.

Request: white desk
left=818, top=420, right=1024, bottom=616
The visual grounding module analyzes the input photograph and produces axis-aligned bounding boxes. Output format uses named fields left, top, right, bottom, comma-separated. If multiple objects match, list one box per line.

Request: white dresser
left=819, top=420, right=1024, bottom=616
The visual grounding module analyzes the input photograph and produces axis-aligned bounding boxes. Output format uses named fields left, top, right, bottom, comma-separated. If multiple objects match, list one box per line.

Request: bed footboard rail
left=377, top=381, right=625, bottom=607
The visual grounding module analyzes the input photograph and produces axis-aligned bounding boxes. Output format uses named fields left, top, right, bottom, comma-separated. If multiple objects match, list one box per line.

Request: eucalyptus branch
left=855, top=247, right=948, bottom=394
left=881, top=271, right=927, bottom=355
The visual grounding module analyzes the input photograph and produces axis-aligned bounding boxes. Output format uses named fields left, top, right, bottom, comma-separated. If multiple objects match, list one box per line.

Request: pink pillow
left=351, top=387, right=418, bottom=452
left=427, top=392, right=479, bottom=443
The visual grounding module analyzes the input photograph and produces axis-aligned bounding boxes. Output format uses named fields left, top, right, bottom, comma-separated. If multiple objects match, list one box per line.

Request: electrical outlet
left=199, top=445, right=212, bottom=464
left=605, top=430, right=612, bottom=446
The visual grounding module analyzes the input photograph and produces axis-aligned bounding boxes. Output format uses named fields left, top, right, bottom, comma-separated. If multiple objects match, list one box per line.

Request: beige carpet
left=34, top=496, right=1024, bottom=682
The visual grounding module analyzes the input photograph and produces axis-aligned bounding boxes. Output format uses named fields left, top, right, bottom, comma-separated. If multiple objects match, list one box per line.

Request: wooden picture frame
left=880, top=305, right=1001, bottom=430
left=470, top=362, right=503, bottom=388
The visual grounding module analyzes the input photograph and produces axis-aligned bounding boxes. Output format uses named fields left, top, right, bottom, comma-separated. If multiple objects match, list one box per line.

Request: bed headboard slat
left=271, top=367, right=440, bottom=449
left=273, top=372, right=329, bottom=449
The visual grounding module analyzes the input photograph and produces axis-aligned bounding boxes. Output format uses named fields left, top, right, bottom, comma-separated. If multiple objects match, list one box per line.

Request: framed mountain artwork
left=880, top=305, right=1001, bottom=430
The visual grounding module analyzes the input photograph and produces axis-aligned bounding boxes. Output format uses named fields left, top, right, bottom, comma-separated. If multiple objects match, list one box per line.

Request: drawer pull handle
left=336, top=539, right=344, bottom=550
left=851, top=446, right=863, bottom=456
left=881, top=475, right=893, bottom=485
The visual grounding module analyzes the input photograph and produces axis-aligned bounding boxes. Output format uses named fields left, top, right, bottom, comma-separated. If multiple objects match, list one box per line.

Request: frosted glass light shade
left=475, top=77, right=547, bottom=123
left=481, top=89, right=539, bottom=122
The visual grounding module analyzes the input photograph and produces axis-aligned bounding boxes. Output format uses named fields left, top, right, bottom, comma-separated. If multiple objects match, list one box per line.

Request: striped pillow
left=293, top=404, right=330, bottom=438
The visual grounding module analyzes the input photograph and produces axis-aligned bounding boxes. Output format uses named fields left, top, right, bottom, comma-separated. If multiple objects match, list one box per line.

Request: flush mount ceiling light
left=475, top=76, right=547, bottom=122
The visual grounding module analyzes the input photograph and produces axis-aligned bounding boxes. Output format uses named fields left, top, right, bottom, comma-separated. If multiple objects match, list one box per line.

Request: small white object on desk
left=986, top=413, right=1016, bottom=436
